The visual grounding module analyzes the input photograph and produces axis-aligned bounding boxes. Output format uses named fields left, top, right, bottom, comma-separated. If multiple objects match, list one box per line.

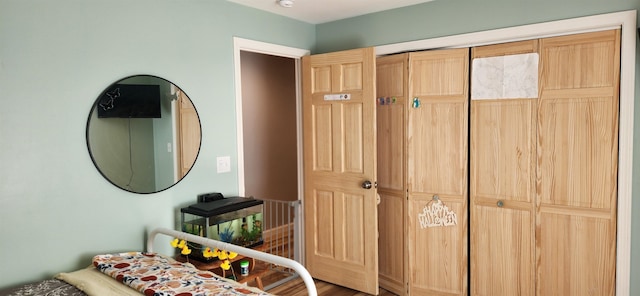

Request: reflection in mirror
left=86, top=75, right=201, bottom=194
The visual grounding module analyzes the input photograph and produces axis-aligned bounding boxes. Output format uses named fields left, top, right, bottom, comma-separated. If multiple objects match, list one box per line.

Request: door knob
left=362, top=180, right=373, bottom=189
left=497, top=200, right=504, bottom=207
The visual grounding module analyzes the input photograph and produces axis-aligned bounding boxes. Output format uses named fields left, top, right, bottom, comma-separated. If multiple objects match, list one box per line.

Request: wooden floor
left=260, top=268, right=397, bottom=296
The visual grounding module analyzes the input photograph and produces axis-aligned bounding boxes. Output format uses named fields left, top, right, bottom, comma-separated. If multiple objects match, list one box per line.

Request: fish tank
left=181, top=196, right=264, bottom=262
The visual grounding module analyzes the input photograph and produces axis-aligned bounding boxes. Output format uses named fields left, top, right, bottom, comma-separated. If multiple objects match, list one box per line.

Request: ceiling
left=227, top=0, right=435, bottom=24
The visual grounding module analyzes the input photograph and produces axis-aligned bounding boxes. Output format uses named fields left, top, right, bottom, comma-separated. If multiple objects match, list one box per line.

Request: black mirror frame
left=85, top=74, right=201, bottom=194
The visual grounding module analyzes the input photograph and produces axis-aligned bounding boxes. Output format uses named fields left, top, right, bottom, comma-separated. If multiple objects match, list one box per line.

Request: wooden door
left=406, top=48, right=469, bottom=295
left=302, top=47, right=379, bottom=294
left=376, top=53, right=408, bottom=295
left=177, top=92, right=200, bottom=178
left=537, top=29, right=620, bottom=296
left=470, top=40, right=538, bottom=296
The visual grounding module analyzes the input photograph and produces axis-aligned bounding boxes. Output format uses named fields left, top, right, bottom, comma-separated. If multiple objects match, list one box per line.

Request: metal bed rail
left=147, top=227, right=317, bottom=296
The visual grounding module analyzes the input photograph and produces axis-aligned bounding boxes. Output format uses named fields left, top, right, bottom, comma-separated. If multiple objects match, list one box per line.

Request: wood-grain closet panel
left=407, top=48, right=469, bottom=296
left=537, top=29, right=620, bottom=296
left=377, top=54, right=407, bottom=192
left=376, top=53, right=408, bottom=295
left=470, top=40, right=538, bottom=296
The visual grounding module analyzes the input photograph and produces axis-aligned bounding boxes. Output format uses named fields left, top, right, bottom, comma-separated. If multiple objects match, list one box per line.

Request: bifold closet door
left=376, top=53, right=408, bottom=295
left=470, top=40, right=538, bottom=296
left=407, top=48, right=469, bottom=296
left=537, top=30, right=620, bottom=295
left=470, top=30, right=620, bottom=296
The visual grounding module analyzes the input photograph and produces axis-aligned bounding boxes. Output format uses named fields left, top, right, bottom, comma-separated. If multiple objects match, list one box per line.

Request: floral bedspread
left=93, top=252, right=272, bottom=296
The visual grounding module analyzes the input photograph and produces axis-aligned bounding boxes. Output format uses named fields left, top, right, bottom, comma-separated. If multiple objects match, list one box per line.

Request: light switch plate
left=216, top=156, right=231, bottom=173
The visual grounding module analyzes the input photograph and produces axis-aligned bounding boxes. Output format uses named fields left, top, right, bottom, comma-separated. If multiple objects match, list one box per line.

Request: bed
left=0, top=228, right=317, bottom=296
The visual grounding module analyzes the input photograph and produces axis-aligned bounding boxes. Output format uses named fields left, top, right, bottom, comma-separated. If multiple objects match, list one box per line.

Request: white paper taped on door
left=471, top=53, right=539, bottom=100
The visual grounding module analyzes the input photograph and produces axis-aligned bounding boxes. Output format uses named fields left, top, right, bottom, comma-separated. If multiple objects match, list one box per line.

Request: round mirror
left=86, top=75, right=201, bottom=194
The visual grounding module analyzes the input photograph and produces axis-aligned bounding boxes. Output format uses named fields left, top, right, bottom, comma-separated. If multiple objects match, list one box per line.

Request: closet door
left=407, top=48, right=469, bottom=296
left=537, top=30, right=620, bottom=295
left=470, top=40, right=538, bottom=296
left=376, top=53, right=408, bottom=295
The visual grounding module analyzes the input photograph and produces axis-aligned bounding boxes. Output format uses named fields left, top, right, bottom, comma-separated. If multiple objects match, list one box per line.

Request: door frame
left=376, top=10, right=635, bottom=296
left=233, top=37, right=310, bottom=262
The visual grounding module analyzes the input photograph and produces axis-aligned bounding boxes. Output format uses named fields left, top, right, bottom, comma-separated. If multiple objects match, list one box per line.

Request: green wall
left=0, top=0, right=314, bottom=288
left=316, top=0, right=640, bottom=294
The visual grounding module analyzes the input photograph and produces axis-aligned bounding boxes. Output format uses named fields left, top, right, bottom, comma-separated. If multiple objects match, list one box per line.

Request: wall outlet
left=216, top=156, right=231, bottom=173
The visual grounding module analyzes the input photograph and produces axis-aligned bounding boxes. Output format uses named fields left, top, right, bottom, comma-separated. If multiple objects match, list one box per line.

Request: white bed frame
left=147, top=227, right=317, bottom=296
